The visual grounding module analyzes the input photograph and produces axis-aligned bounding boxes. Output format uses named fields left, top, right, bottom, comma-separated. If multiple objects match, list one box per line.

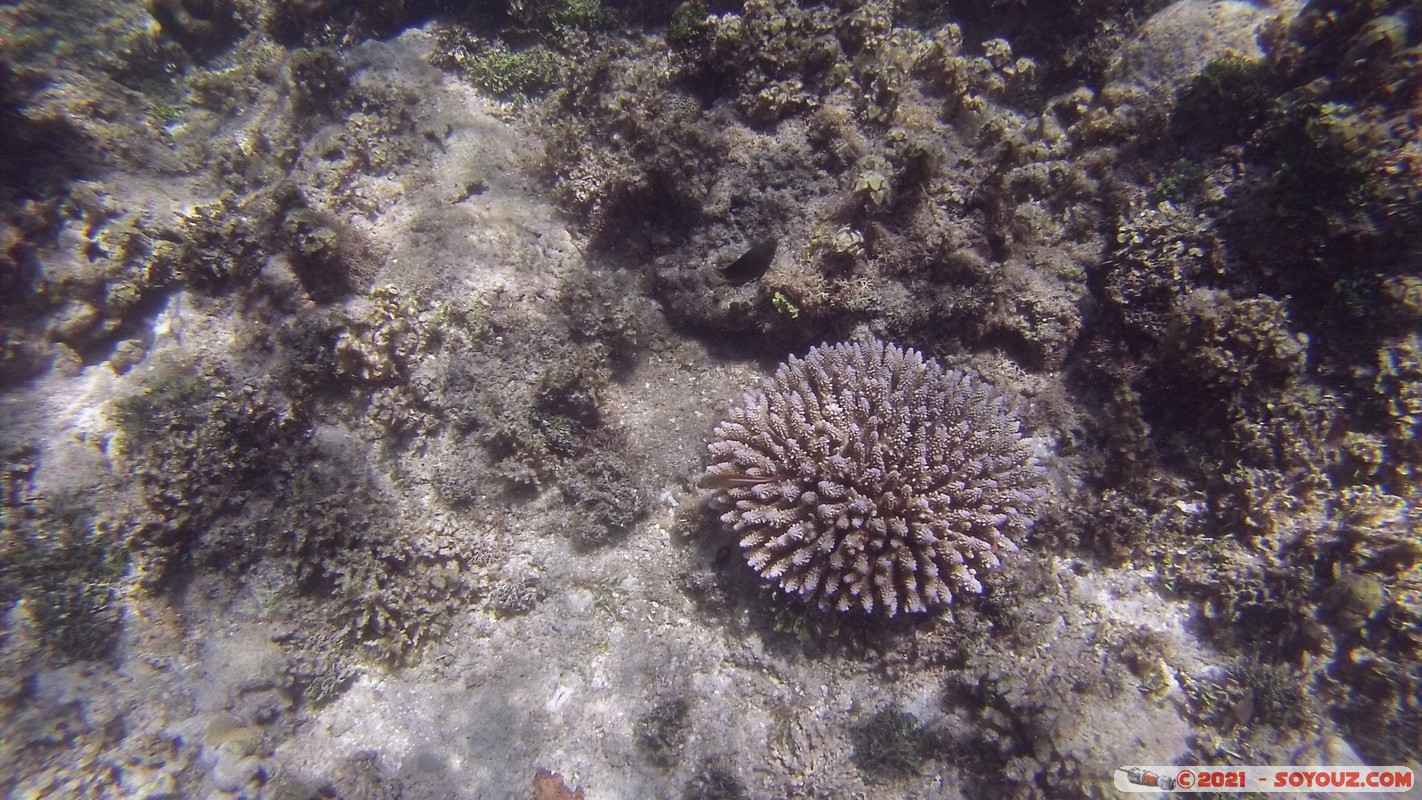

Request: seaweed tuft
left=849, top=703, right=933, bottom=779
left=1, top=492, right=127, bottom=663
left=635, top=699, right=691, bottom=767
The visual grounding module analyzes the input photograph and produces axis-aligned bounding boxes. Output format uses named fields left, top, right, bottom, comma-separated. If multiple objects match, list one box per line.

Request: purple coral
left=705, top=337, right=1046, bottom=616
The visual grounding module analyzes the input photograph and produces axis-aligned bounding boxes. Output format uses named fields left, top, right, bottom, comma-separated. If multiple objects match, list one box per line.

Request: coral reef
left=529, top=0, right=1101, bottom=366
left=0, top=0, right=1418, bottom=794
left=1067, top=0, right=1422, bottom=765
left=706, top=337, right=1045, bottom=615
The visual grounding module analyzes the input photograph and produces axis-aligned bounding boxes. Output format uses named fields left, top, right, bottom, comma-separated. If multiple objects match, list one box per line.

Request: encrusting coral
left=705, top=337, right=1045, bottom=616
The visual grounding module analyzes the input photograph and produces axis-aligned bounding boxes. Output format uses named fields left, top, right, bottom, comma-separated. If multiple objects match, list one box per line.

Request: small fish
left=715, top=236, right=778, bottom=286
left=699, top=471, right=777, bottom=490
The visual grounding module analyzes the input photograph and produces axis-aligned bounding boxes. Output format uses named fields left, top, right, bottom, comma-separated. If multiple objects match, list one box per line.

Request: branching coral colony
left=705, top=337, right=1046, bottom=615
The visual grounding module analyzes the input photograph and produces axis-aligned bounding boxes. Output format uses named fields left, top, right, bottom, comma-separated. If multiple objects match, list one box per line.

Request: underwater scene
left=0, top=0, right=1418, bottom=796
